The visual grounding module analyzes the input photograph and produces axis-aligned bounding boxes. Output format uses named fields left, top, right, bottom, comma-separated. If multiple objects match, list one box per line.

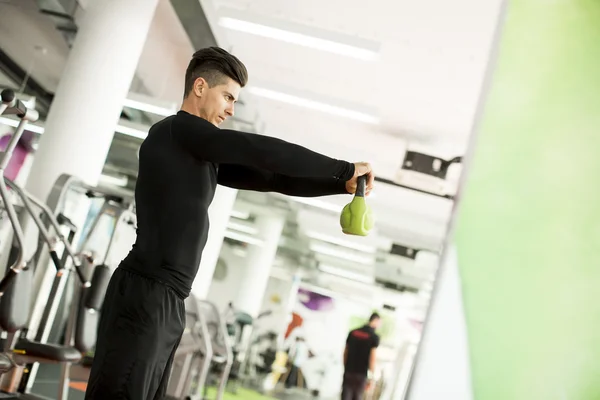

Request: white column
left=191, top=185, right=238, bottom=298
left=234, top=214, right=285, bottom=317
left=25, top=0, right=160, bottom=201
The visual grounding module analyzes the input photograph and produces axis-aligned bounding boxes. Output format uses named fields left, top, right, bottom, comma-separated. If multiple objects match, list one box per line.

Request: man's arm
left=369, top=347, right=377, bottom=376
left=217, top=164, right=349, bottom=197
left=343, top=332, right=352, bottom=366
left=172, top=113, right=354, bottom=180
left=343, top=345, right=349, bottom=365
left=369, top=335, right=380, bottom=378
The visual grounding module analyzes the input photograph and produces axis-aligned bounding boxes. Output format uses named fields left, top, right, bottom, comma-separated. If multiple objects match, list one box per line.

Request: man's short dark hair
left=183, top=47, right=248, bottom=98
left=369, top=312, right=380, bottom=322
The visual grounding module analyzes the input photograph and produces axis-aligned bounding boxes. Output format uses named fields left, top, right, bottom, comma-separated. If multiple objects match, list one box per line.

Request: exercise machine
left=166, top=297, right=233, bottom=400
left=0, top=88, right=87, bottom=398
left=165, top=296, right=207, bottom=399
left=22, top=175, right=135, bottom=397
left=0, top=90, right=119, bottom=399
left=223, top=304, right=272, bottom=393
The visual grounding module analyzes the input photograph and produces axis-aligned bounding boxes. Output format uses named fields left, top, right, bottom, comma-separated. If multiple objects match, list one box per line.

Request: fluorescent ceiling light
left=1, top=95, right=171, bottom=139
left=230, top=209, right=250, bottom=219
left=114, top=124, right=148, bottom=140
left=248, top=87, right=380, bottom=125
left=227, top=221, right=258, bottom=235
left=218, top=17, right=379, bottom=62
left=288, top=196, right=343, bottom=213
left=0, top=116, right=150, bottom=141
left=310, top=243, right=375, bottom=265
left=224, top=229, right=264, bottom=246
left=123, top=98, right=177, bottom=117
left=319, top=263, right=375, bottom=284
left=306, top=230, right=377, bottom=254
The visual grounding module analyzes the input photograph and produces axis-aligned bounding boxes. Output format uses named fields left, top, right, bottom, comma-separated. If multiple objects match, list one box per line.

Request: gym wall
left=455, top=0, right=600, bottom=399
left=404, top=245, right=472, bottom=400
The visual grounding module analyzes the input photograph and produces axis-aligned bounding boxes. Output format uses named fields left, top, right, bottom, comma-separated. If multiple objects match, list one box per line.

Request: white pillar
left=234, top=214, right=285, bottom=317
left=25, top=0, right=160, bottom=201
left=191, top=185, right=238, bottom=298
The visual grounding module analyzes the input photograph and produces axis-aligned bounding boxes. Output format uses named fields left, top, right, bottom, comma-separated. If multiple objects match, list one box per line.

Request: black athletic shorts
left=341, top=372, right=367, bottom=400
left=84, top=267, right=185, bottom=400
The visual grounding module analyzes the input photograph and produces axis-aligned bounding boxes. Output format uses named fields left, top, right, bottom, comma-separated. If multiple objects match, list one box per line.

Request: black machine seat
left=13, top=339, right=81, bottom=363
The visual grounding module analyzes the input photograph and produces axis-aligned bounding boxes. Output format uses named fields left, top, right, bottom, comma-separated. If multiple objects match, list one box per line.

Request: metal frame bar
left=0, top=89, right=37, bottom=295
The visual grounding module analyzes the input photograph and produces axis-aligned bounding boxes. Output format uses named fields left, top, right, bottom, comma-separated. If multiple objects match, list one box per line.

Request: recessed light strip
left=218, top=17, right=379, bottom=62
left=122, top=98, right=177, bottom=117
left=306, top=230, right=377, bottom=254
left=248, top=87, right=380, bottom=125
left=310, top=243, right=376, bottom=265
left=224, top=229, right=264, bottom=246
left=318, top=263, right=375, bottom=284
left=0, top=116, right=149, bottom=140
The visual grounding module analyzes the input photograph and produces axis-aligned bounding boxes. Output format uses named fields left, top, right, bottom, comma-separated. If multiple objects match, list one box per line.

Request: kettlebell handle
left=356, top=175, right=367, bottom=197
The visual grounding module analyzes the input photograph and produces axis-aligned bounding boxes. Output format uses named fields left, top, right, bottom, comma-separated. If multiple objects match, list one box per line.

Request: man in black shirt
left=342, top=313, right=381, bottom=400
left=85, top=47, right=374, bottom=399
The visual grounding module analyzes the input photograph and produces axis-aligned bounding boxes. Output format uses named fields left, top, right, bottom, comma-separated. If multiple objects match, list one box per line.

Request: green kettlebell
left=340, top=175, right=374, bottom=236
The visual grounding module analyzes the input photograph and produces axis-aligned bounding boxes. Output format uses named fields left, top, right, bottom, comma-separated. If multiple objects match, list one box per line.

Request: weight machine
left=21, top=174, right=135, bottom=398
left=166, top=298, right=233, bottom=400
left=0, top=88, right=135, bottom=398
left=0, top=88, right=94, bottom=399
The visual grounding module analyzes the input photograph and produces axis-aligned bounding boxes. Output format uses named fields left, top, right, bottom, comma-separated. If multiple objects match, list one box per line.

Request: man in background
left=285, top=336, right=309, bottom=389
left=342, top=313, right=381, bottom=400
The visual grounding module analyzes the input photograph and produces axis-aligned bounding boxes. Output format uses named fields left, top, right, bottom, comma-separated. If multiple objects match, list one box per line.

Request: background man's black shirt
left=121, top=111, right=355, bottom=298
left=345, top=325, right=380, bottom=376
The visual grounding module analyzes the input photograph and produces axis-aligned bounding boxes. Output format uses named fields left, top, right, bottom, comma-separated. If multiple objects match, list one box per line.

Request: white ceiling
left=198, top=0, right=503, bottom=252
left=207, top=0, right=501, bottom=142
left=0, top=0, right=504, bottom=294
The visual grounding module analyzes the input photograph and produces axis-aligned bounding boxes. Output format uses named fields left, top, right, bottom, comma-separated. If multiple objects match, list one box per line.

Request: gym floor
left=26, top=363, right=87, bottom=400
left=25, top=364, right=330, bottom=400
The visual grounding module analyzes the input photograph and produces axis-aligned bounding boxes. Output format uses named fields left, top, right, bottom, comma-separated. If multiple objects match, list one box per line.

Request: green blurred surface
left=455, top=0, right=600, bottom=399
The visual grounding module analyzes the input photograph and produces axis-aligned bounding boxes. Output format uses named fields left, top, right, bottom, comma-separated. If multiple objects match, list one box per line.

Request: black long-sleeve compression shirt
left=121, top=111, right=355, bottom=297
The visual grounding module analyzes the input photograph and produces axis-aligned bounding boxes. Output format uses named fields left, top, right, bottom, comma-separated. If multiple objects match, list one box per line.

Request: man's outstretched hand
left=345, top=162, right=374, bottom=195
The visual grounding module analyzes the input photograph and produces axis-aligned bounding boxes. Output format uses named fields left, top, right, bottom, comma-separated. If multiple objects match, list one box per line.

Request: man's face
left=195, top=76, right=241, bottom=127
left=371, top=318, right=381, bottom=330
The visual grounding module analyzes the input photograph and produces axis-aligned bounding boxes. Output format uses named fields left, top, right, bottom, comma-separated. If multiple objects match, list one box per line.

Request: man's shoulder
left=371, top=332, right=381, bottom=346
left=146, top=115, right=175, bottom=137
left=349, top=327, right=371, bottom=341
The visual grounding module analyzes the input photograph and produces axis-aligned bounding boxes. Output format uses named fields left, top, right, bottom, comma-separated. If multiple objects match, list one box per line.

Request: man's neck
left=180, top=102, right=199, bottom=117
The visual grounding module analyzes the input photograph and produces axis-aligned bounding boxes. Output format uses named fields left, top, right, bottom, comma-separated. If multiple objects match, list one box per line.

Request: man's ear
left=193, top=77, right=206, bottom=97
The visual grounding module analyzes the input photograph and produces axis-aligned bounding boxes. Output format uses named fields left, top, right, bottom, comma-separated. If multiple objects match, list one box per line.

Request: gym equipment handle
left=49, top=250, right=63, bottom=271
left=0, top=269, right=18, bottom=297
left=56, top=213, right=77, bottom=232
left=75, top=266, right=90, bottom=288
left=356, top=175, right=367, bottom=197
